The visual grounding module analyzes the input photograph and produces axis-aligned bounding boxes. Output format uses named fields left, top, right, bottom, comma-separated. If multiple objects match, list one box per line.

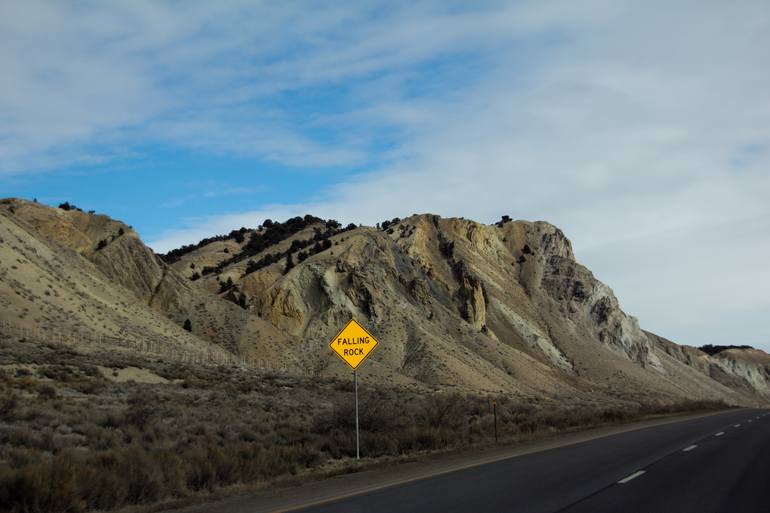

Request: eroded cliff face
left=500, top=221, right=662, bottom=371
left=452, top=260, right=488, bottom=331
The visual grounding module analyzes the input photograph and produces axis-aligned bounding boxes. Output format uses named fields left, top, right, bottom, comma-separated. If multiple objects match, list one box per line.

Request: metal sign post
left=493, top=399, right=498, bottom=443
left=354, top=370, right=360, bottom=459
left=328, top=319, right=379, bottom=460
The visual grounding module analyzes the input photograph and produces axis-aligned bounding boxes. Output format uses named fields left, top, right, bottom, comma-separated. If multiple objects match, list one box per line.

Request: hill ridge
left=1, top=197, right=768, bottom=405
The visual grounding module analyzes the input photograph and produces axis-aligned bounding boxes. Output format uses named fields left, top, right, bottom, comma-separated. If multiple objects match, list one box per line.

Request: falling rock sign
left=328, top=319, right=379, bottom=370
left=328, top=319, right=380, bottom=459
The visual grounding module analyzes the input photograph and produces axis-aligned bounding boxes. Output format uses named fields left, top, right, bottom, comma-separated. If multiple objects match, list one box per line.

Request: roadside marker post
left=328, top=319, right=380, bottom=460
left=492, top=399, right=498, bottom=443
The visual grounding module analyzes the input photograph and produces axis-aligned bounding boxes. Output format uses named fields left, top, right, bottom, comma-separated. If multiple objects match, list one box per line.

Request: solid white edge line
left=618, top=470, right=646, bottom=484
left=715, top=432, right=724, bottom=437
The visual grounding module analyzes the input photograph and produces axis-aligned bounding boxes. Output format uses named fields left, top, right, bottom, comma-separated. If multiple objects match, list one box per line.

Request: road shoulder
left=159, top=409, right=736, bottom=513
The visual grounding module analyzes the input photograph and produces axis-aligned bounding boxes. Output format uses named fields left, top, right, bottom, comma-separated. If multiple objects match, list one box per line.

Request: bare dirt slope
left=1, top=198, right=767, bottom=405
left=0, top=200, right=233, bottom=363
left=0, top=199, right=286, bottom=364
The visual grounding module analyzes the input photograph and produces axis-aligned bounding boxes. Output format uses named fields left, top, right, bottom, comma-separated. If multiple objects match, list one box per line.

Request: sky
left=1, top=0, right=769, bottom=349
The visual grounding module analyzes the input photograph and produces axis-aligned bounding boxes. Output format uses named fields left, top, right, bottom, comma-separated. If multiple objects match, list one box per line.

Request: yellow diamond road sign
left=329, top=319, right=379, bottom=370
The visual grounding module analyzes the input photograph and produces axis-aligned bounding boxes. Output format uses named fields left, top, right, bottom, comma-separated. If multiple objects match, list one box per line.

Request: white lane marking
left=683, top=445, right=698, bottom=452
left=748, top=420, right=753, bottom=423
left=735, top=424, right=741, bottom=427
left=715, top=432, right=725, bottom=437
left=618, top=470, right=646, bottom=484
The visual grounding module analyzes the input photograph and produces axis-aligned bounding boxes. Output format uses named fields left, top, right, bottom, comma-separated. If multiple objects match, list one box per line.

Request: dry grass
left=0, top=336, right=727, bottom=513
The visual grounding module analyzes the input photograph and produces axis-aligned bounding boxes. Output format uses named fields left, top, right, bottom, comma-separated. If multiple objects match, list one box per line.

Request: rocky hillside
left=652, top=333, right=770, bottom=399
left=0, top=199, right=285, bottom=364
left=1, top=198, right=768, bottom=406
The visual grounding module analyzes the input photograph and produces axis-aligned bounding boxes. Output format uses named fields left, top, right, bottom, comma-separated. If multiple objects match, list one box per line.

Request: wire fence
left=0, top=319, right=324, bottom=375
left=0, top=319, right=243, bottom=366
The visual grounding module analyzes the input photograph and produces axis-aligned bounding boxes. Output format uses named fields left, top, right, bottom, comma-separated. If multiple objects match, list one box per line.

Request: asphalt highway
left=291, top=408, right=770, bottom=513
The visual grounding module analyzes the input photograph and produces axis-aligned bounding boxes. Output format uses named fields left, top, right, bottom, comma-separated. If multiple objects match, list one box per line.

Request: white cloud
left=147, top=1, right=770, bottom=348
left=0, top=0, right=541, bottom=173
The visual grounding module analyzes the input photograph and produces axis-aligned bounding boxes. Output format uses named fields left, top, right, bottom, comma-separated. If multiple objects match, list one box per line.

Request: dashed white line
left=748, top=420, right=753, bottom=423
left=618, top=470, right=646, bottom=484
left=715, top=432, right=725, bottom=437
left=683, top=445, right=698, bottom=452
left=735, top=424, right=741, bottom=427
